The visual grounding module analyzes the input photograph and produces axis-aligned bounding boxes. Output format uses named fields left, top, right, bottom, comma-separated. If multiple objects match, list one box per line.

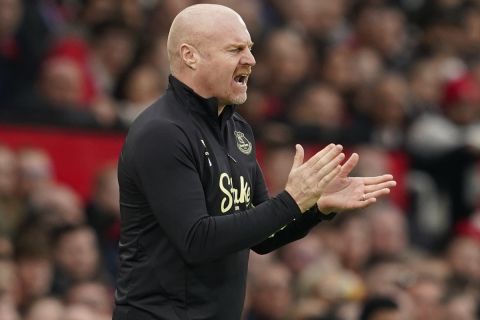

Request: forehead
left=206, top=13, right=252, bottom=46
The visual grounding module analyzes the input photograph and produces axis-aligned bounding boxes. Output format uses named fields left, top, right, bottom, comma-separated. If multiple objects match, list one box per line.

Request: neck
left=173, top=72, right=224, bottom=116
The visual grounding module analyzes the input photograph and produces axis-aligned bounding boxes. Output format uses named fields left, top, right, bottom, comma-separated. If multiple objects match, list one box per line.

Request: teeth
left=235, top=74, right=248, bottom=84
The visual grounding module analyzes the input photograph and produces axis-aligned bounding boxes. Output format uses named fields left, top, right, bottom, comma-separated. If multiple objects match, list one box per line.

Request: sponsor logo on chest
left=219, top=172, right=251, bottom=213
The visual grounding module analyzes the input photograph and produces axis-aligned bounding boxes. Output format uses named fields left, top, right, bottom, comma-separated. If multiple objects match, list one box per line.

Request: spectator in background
left=17, top=147, right=54, bottom=199
left=86, top=164, right=119, bottom=237
left=66, top=280, right=113, bottom=317
left=272, top=0, right=350, bottom=49
left=353, top=5, right=411, bottom=70
left=7, top=56, right=109, bottom=128
left=89, top=20, right=136, bottom=96
left=359, top=296, right=401, bottom=320
left=278, top=234, right=324, bottom=278
left=261, top=142, right=295, bottom=196
left=295, top=254, right=365, bottom=319
left=137, top=35, right=170, bottom=80
left=246, top=262, right=293, bottom=320
left=288, top=83, right=346, bottom=143
left=76, top=0, right=144, bottom=33
left=352, top=47, right=383, bottom=87
left=0, top=0, right=24, bottom=102
left=255, top=28, right=313, bottom=120
left=29, top=183, right=85, bottom=229
left=62, top=304, right=101, bottom=320
left=364, top=73, right=410, bottom=149
left=443, top=289, right=479, bottom=320
left=442, top=73, right=480, bottom=126
left=38, top=57, right=84, bottom=108
left=0, top=257, right=18, bottom=314
left=0, top=290, right=20, bottom=320
left=363, top=257, right=414, bottom=318
left=336, top=213, right=372, bottom=273
left=117, top=64, right=165, bottom=125
left=236, top=85, right=274, bottom=128
left=0, top=145, right=23, bottom=235
left=320, top=45, right=358, bottom=98
left=408, top=59, right=444, bottom=114
left=51, top=225, right=112, bottom=296
left=446, top=236, right=480, bottom=285
left=23, top=296, right=64, bottom=320
left=14, top=227, right=53, bottom=311
left=0, top=232, right=13, bottom=258
left=407, top=276, right=445, bottom=320
left=86, top=163, right=120, bottom=277
left=350, top=145, right=391, bottom=178
left=408, top=69, right=480, bottom=241
left=366, top=203, right=409, bottom=260
left=418, top=0, right=467, bottom=57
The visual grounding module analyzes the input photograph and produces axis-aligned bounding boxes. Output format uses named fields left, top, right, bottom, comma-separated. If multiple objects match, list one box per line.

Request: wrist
left=284, top=188, right=309, bottom=213
left=317, top=199, right=336, bottom=215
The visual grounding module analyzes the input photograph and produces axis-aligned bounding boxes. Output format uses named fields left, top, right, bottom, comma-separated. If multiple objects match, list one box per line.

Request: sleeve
left=250, top=161, right=336, bottom=254
left=132, top=120, right=303, bottom=264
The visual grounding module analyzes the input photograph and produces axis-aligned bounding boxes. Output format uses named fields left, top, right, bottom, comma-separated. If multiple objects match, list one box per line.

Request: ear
left=180, top=43, right=198, bottom=70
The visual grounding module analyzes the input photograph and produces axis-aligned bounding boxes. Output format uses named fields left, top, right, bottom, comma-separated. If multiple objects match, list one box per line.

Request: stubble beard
left=230, top=92, right=247, bottom=105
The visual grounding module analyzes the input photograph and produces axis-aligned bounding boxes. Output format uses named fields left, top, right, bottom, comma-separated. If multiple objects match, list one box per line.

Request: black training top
left=113, top=76, right=333, bottom=320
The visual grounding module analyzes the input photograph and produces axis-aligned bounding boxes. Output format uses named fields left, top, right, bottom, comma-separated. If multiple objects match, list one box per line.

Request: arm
left=133, top=121, right=339, bottom=264
left=251, top=206, right=336, bottom=254
left=250, top=151, right=397, bottom=254
left=250, top=161, right=335, bottom=254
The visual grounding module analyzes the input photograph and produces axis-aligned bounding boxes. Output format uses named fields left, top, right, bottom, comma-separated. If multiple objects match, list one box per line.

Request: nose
left=241, top=48, right=256, bottom=67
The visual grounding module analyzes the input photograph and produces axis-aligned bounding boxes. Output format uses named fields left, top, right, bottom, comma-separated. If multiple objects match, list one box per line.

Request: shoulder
left=130, top=117, right=187, bottom=148
left=232, top=112, right=253, bottom=133
left=232, top=112, right=249, bottom=125
left=128, top=94, right=190, bottom=142
left=232, top=112, right=255, bottom=141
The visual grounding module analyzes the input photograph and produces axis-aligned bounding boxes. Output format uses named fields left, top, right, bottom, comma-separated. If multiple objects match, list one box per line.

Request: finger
left=315, top=153, right=345, bottom=181
left=304, top=143, right=336, bottom=167
left=364, top=188, right=391, bottom=200
left=355, top=197, right=377, bottom=209
left=339, top=153, right=359, bottom=178
left=318, top=164, right=342, bottom=189
left=291, top=144, right=304, bottom=170
left=363, top=174, right=395, bottom=185
left=312, top=145, right=344, bottom=171
left=364, top=180, right=397, bottom=193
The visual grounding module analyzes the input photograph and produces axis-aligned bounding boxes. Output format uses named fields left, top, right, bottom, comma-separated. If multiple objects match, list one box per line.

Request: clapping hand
left=316, top=152, right=396, bottom=214
left=285, top=144, right=345, bottom=213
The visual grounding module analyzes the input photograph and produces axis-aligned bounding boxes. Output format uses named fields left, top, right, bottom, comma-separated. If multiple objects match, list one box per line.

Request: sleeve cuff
left=278, top=190, right=303, bottom=218
left=306, top=205, right=337, bottom=221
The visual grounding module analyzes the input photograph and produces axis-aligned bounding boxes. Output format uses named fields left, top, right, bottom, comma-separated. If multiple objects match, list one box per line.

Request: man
left=113, top=4, right=395, bottom=320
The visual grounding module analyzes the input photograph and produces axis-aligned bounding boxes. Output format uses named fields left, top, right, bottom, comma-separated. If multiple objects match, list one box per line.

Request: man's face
left=195, top=14, right=256, bottom=106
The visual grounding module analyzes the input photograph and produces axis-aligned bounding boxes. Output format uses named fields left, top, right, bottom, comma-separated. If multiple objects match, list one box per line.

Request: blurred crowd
left=1, top=0, right=480, bottom=319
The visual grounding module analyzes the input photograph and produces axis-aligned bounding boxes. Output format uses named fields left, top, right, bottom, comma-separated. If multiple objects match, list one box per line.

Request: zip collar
left=168, top=75, right=236, bottom=122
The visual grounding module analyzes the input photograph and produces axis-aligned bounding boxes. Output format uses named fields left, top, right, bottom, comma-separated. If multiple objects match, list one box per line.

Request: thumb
left=291, top=144, right=304, bottom=170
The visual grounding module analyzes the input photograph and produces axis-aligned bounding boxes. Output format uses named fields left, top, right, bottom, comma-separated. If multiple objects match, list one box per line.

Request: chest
left=191, top=118, right=257, bottom=215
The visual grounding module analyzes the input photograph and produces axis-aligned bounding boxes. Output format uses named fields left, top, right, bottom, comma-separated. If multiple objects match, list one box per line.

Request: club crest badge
left=234, top=131, right=252, bottom=155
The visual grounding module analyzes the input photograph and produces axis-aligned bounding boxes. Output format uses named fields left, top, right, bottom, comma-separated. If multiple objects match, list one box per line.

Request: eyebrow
left=227, top=42, right=254, bottom=48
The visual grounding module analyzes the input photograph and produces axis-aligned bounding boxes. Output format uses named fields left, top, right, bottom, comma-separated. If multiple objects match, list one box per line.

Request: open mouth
left=234, top=74, right=249, bottom=85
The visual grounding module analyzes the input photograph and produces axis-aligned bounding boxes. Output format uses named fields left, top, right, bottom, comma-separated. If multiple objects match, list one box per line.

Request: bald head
left=165, top=3, right=255, bottom=109
left=167, top=4, right=244, bottom=74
